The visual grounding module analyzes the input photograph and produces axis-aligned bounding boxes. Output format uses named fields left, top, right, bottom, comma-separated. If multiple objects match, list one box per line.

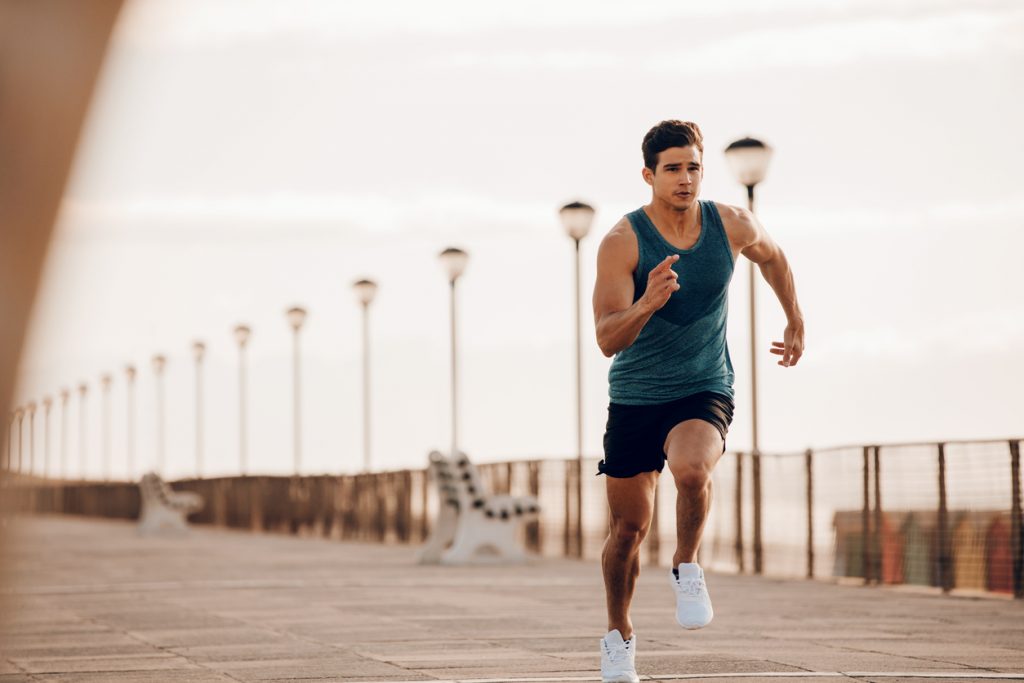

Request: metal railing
left=2, top=438, right=1021, bottom=598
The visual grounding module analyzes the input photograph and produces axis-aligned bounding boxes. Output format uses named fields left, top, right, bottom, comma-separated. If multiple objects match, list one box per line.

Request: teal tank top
left=608, top=199, right=736, bottom=405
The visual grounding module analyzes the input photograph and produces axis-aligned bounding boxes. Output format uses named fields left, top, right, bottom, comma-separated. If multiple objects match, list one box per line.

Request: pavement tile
left=3, top=515, right=1023, bottom=682
left=37, top=671, right=237, bottom=682
left=168, top=641, right=344, bottom=663
left=15, top=653, right=199, bottom=674
left=127, top=626, right=284, bottom=648
left=208, top=655, right=417, bottom=680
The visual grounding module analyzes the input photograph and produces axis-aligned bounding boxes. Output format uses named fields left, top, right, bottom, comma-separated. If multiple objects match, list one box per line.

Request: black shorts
left=597, top=390, right=735, bottom=478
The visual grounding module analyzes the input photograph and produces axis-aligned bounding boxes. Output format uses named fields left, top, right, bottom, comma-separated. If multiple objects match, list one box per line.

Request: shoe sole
left=676, top=608, right=713, bottom=629
left=678, top=619, right=712, bottom=629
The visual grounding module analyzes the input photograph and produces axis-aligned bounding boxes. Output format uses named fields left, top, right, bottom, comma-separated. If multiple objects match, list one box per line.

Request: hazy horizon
left=12, top=0, right=1023, bottom=479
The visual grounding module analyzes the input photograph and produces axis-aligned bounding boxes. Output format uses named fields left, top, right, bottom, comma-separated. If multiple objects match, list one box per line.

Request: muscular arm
left=593, top=221, right=679, bottom=358
left=722, top=204, right=805, bottom=366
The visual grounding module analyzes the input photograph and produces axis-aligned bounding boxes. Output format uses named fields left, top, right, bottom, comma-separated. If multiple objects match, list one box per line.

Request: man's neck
left=645, top=198, right=699, bottom=237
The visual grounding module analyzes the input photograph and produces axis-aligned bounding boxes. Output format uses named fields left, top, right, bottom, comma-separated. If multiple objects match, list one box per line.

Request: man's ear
left=641, top=167, right=654, bottom=187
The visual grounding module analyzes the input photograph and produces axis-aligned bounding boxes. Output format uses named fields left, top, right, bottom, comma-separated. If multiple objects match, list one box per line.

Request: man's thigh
left=606, top=470, right=659, bottom=530
left=663, top=419, right=726, bottom=479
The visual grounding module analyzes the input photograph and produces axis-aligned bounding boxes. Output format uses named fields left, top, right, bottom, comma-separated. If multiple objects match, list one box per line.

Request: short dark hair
left=642, top=120, right=704, bottom=171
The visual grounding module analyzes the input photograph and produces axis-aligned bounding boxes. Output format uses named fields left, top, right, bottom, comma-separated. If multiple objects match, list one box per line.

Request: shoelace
left=675, top=576, right=705, bottom=597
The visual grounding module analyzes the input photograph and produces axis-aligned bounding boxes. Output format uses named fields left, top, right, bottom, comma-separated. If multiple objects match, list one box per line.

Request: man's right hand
left=640, top=254, right=680, bottom=311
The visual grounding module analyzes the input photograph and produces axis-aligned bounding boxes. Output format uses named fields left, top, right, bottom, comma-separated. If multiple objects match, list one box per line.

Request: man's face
left=643, top=145, right=703, bottom=211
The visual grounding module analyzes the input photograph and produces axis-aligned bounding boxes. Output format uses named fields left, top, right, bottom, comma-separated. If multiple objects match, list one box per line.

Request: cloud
left=807, top=307, right=1024, bottom=363
left=110, top=0, right=853, bottom=47
left=58, top=191, right=1024, bottom=242
left=426, top=8, right=1024, bottom=74
left=112, top=0, right=1021, bottom=47
left=657, top=9, right=1024, bottom=72
left=56, top=191, right=567, bottom=241
left=759, top=197, right=1024, bottom=235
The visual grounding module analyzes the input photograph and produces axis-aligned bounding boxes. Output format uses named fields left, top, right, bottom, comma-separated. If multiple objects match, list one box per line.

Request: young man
left=593, top=120, right=804, bottom=683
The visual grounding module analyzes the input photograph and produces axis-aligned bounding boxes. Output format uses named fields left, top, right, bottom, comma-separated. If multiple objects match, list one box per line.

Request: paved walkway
left=0, top=515, right=1022, bottom=683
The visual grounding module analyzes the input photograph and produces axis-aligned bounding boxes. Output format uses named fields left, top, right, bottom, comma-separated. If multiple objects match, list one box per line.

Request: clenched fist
left=640, top=254, right=680, bottom=311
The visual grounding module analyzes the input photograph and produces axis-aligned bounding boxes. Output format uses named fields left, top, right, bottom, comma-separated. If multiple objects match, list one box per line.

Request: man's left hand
left=770, top=323, right=804, bottom=367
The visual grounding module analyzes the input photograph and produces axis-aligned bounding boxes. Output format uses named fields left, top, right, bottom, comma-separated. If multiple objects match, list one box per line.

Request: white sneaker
left=600, top=629, right=639, bottom=683
left=671, top=562, right=714, bottom=629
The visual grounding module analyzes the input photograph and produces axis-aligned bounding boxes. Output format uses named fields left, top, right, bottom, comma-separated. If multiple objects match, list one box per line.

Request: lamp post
left=724, top=135, right=773, bottom=576
left=438, top=247, right=469, bottom=458
left=26, top=401, right=36, bottom=477
left=100, top=374, right=112, bottom=480
left=15, top=407, right=24, bottom=474
left=286, top=307, right=307, bottom=476
left=77, top=383, right=88, bottom=479
left=559, top=200, right=596, bottom=559
left=192, top=341, right=206, bottom=477
left=42, top=395, right=52, bottom=479
left=353, top=279, right=378, bottom=473
left=124, top=366, right=136, bottom=480
left=4, top=410, right=13, bottom=472
left=59, top=388, right=69, bottom=479
left=152, top=355, right=167, bottom=475
left=233, top=325, right=251, bottom=475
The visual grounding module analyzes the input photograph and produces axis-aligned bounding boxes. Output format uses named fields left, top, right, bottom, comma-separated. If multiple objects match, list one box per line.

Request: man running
left=593, top=120, right=804, bottom=683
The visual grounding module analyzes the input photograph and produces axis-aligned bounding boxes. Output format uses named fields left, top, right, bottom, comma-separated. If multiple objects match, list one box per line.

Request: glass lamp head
left=559, top=201, right=596, bottom=241
left=724, top=137, right=773, bottom=188
left=439, top=247, right=469, bottom=282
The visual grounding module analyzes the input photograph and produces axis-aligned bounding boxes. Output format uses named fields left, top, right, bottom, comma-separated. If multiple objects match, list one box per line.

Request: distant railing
left=3, top=438, right=1021, bottom=599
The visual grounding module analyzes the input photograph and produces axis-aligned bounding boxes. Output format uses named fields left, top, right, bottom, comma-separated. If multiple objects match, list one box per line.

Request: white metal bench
left=137, top=472, right=204, bottom=535
left=418, top=450, right=540, bottom=565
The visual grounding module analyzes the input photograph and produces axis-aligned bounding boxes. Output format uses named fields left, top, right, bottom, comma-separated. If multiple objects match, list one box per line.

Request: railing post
left=861, top=446, right=871, bottom=584
left=805, top=448, right=814, bottom=580
left=420, top=467, right=430, bottom=542
left=873, top=445, right=883, bottom=584
left=249, top=476, right=263, bottom=532
left=735, top=451, right=744, bottom=573
left=752, top=449, right=763, bottom=575
left=563, top=459, right=572, bottom=558
left=937, top=442, right=952, bottom=593
left=1010, top=439, right=1022, bottom=599
left=526, top=461, right=541, bottom=553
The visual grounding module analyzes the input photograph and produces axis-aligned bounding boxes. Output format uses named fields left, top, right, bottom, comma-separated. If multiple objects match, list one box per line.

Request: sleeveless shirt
left=607, top=199, right=736, bottom=404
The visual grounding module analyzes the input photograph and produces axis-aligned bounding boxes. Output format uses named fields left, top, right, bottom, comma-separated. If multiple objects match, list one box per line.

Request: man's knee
left=608, top=518, right=649, bottom=551
left=673, top=464, right=711, bottom=491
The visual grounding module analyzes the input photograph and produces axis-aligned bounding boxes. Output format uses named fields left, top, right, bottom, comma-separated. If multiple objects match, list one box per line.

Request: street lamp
left=559, top=200, right=596, bottom=560
left=100, top=374, right=112, bottom=480
left=4, top=410, right=13, bottom=472
left=152, top=355, right=167, bottom=474
left=233, top=324, right=251, bottom=475
left=192, top=341, right=206, bottom=477
left=26, top=401, right=36, bottom=477
left=124, top=366, right=136, bottom=480
left=14, top=407, right=24, bottom=475
left=59, top=388, right=69, bottom=479
left=77, top=383, right=88, bottom=479
left=438, top=247, right=469, bottom=458
left=353, top=279, right=378, bottom=473
left=286, top=307, right=307, bottom=476
left=724, top=135, right=773, bottom=576
left=42, top=396, right=52, bottom=479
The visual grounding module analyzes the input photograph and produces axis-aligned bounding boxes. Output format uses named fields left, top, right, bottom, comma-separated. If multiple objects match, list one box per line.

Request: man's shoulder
left=708, top=200, right=751, bottom=224
left=601, top=214, right=638, bottom=246
left=708, top=200, right=757, bottom=245
left=597, top=215, right=639, bottom=268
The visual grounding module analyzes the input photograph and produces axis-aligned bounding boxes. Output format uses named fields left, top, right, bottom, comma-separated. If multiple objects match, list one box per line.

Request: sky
left=12, top=0, right=1024, bottom=480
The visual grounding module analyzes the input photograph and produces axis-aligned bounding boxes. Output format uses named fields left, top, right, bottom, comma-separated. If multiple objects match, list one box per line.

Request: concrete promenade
left=1, top=515, right=1022, bottom=683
